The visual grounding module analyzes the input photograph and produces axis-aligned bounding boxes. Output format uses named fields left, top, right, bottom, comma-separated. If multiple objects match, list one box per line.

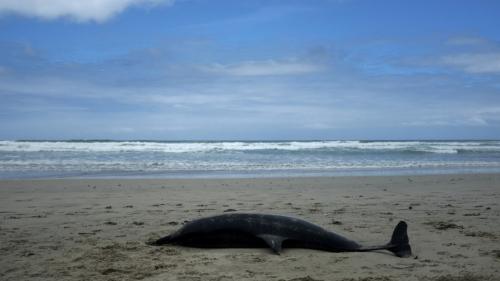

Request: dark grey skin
left=150, top=213, right=412, bottom=257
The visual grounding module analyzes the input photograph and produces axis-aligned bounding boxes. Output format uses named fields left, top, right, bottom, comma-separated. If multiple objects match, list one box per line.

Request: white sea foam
left=1, top=140, right=500, bottom=153
left=1, top=158, right=499, bottom=173
left=1, top=140, right=500, bottom=178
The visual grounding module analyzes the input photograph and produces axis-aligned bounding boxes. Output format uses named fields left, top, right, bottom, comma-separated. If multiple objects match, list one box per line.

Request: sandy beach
left=1, top=174, right=499, bottom=281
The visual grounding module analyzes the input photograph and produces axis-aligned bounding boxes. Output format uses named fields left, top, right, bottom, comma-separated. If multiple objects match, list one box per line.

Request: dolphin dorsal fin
left=257, top=234, right=285, bottom=254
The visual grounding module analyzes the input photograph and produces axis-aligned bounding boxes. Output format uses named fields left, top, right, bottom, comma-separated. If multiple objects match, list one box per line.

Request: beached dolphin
left=150, top=213, right=412, bottom=257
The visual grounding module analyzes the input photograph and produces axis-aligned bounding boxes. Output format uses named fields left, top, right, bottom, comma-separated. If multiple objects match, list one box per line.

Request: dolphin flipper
left=258, top=234, right=286, bottom=254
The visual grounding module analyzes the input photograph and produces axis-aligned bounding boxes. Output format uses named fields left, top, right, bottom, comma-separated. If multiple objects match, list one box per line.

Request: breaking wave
left=1, top=140, right=500, bottom=178
left=1, top=140, right=499, bottom=154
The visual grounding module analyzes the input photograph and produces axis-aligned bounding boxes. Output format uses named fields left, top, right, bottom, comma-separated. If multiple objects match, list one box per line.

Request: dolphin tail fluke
left=387, top=221, right=412, bottom=257
left=148, top=235, right=173, bottom=246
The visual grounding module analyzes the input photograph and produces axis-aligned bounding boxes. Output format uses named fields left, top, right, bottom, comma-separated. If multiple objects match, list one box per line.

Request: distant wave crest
left=1, top=140, right=500, bottom=154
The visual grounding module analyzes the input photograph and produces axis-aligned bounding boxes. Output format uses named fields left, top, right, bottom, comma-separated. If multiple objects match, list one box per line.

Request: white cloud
left=442, top=53, right=500, bottom=74
left=201, top=60, right=324, bottom=76
left=402, top=106, right=500, bottom=127
left=0, top=0, right=174, bottom=22
left=111, top=127, right=135, bottom=133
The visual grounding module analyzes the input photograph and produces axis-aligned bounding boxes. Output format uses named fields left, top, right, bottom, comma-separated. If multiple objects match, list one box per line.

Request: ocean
left=1, top=140, right=500, bottom=179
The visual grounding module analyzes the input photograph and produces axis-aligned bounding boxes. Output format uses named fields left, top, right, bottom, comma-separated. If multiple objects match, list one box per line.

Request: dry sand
left=1, top=174, right=499, bottom=281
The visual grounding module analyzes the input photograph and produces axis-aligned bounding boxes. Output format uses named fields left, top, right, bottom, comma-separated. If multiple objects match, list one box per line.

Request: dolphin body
left=150, top=213, right=412, bottom=257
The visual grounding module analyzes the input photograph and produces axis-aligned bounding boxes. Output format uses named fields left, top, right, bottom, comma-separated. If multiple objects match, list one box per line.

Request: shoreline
left=2, top=168, right=500, bottom=181
left=1, top=171, right=500, bottom=182
left=1, top=173, right=499, bottom=280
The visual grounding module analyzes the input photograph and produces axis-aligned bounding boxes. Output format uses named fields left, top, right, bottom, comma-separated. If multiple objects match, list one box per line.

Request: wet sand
left=1, top=174, right=499, bottom=281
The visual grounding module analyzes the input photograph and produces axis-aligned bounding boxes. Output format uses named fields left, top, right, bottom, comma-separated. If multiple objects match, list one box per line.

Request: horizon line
left=3, top=139, right=500, bottom=142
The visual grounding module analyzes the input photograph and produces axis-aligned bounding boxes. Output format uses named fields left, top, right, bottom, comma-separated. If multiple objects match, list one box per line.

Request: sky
left=1, top=0, right=500, bottom=140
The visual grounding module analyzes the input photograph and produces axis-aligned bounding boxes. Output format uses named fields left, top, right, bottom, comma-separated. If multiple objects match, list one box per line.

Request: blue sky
left=1, top=0, right=500, bottom=140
